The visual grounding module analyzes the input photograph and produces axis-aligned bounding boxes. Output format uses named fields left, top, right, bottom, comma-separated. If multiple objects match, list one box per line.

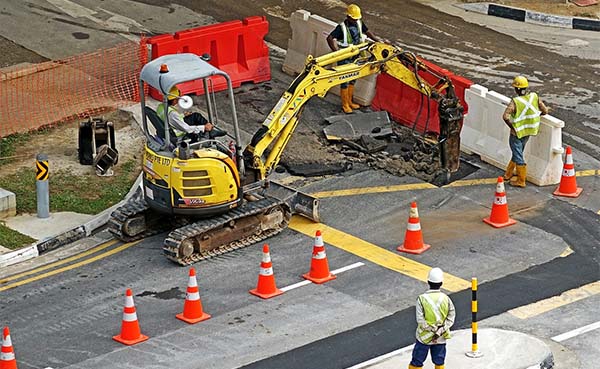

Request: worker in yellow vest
left=157, top=87, right=213, bottom=142
left=409, top=267, right=455, bottom=369
left=502, top=75, right=549, bottom=187
left=326, top=4, right=379, bottom=113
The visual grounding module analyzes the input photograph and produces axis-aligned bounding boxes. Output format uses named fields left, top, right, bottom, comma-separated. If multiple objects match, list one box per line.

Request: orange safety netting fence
left=0, top=38, right=148, bottom=138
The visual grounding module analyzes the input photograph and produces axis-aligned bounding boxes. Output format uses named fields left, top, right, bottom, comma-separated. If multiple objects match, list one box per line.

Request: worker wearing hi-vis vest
left=502, top=75, right=549, bottom=187
left=326, top=4, right=379, bottom=114
left=157, top=87, right=213, bottom=142
left=409, top=267, right=456, bottom=369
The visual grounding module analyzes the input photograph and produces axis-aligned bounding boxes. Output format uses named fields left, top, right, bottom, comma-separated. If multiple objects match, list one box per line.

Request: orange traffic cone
left=113, top=289, right=149, bottom=345
left=303, top=230, right=336, bottom=284
left=250, top=244, right=284, bottom=299
left=176, top=268, right=211, bottom=324
left=553, top=146, right=583, bottom=198
left=397, top=202, right=431, bottom=254
left=1, top=327, right=17, bottom=369
left=483, top=177, right=517, bottom=228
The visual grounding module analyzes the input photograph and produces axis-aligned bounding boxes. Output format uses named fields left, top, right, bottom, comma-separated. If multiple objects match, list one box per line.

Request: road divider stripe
left=552, top=321, right=600, bottom=342
left=0, top=241, right=141, bottom=292
left=310, top=170, right=600, bottom=198
left=280, top=262, right=364, bottom=292
left=0, top=239, right=119, bottom=284
left=508, top=281, right=600, bottom=319
left=289, top=216, right=470, bottom=292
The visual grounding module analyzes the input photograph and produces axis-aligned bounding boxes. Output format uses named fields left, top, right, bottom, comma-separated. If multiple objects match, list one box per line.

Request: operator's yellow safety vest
left=156, top=104, right=185, bottom=137
left=417, top=292, right=451, bottom=344
left=511, top=92, right=541, bottom=139
left=337, top=20, right=366, bottom=48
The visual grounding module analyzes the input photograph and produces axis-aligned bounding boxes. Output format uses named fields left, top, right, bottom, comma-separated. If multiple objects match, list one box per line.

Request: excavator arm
left=243, top=41, right=463, bottom=182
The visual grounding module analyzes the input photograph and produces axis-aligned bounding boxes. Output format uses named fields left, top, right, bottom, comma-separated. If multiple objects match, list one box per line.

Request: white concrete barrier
left=282, top=10, right=377, bottom=106
left=461, top=84, right=564, bottom=186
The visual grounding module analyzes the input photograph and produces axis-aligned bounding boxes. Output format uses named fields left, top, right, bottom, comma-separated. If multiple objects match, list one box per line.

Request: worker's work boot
left=347, top=85, right=361, bottom=109
left=510, top=164, right=527, bottom=187
left=408, top=365, right=422, bottom=369
left=434, top=365, right=445, bottom=369
left=340, top=88, right=353, bottom=114
left=503, top=160, right=516, bottom=181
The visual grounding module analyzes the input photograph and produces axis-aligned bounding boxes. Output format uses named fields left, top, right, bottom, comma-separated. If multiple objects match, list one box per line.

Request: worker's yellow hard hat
left=167, top=86, right=180, bottom=100
left=347, top=4, right=362, bottom=20
left=512, top=75, right=529, bottom=89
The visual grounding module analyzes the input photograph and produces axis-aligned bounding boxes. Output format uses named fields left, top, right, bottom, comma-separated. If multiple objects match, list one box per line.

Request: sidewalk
left=349, top=328, right=555, bottom=369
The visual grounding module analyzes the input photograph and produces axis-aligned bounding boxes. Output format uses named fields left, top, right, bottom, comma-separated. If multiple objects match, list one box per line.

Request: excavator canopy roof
left=139, top=53, right=227, bottom=95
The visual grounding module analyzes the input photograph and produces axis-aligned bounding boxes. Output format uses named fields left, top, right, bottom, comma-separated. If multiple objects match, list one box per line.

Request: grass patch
left=0, top=160, right=141, bottom=215
left=0, top=222, right=37, bottom=250
left=0, top=127, right=54, bottom=167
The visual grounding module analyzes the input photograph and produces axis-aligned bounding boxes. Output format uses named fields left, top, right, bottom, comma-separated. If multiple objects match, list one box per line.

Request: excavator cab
left=138, top=53, right=245, bottom=217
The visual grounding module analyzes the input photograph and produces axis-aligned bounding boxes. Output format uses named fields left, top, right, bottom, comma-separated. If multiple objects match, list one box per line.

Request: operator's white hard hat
left=428, top=267, right=444, bottom=283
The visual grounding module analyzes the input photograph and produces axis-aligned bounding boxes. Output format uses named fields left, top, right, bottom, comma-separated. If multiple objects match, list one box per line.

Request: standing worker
left=157, top=86, right=213, bottom=142
left=326, top=4, right=379, bottom=113
left=409, top=267, right=456, bottom=369
left=502, top=75, right=549, bottom=187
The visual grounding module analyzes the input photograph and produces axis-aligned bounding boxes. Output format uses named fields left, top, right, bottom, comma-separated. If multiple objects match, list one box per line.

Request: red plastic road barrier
left=372, top=59, right=472, bottom=134
left=146, top=16, right=271, bottom=100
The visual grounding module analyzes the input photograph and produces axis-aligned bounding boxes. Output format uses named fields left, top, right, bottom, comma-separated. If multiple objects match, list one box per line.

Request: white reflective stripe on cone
left=188, top=276, right=198, bottom=287
left=2, top=335, right=11, bottom=347
left=566, top=154, right=573, bottom=165
left=0, top=352, right=15, bottom=361
left=125, top=295, right=134, bottom=308
left=407, top=222, right=421, bottom=231
left=563, top=168, right=575, bottom=176
left=262, top=253, right=271, bottom=263
left=410, top=207, right=419, bottom=218
left=313, top=251, right=326, bottom=260
left=186, top=292, right=200, bottom=301
left=122, top=312, right=138, bottom=322
left=315, top=235, right=324, bottom=247
left=260, top=267, right=273, bottom=276
left=494, top=196, right=507, bottom=205
left=496, top=181, right=506, bottom=193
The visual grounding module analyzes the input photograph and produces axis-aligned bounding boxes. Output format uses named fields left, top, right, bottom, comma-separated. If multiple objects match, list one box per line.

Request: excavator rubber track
left=163, top=196, right=291, bottom=266
left=108, top=195, right=175, bottom=242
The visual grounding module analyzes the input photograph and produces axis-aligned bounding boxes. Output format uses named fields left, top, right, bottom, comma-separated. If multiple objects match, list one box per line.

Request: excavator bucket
left=266, top=181, right=320, bottom=222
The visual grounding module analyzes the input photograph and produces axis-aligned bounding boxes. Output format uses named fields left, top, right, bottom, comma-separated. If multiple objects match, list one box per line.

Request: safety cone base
left=112, top=333, right=149, bottom=346
left=483, top=216, right=516, bottom=228
left=302, top=272, right=337, bottom=284
left=553, top=187, right=583, bottom=198
left=249, top=287, right=284, bottom=299
left=397, top=243, right=431, bottom=255
left=176, top=311, right=211, bottom=324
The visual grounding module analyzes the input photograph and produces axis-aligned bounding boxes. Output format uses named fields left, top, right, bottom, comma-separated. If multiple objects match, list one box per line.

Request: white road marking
left=280, top=262, right=365, bottom=292
left=552, top=321, right=600, bottom=342
left=345, top=344, right=414, bottom=369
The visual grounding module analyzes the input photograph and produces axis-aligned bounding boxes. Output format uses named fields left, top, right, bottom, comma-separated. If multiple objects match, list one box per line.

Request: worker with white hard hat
left=408, top=267, right=456, bottom=369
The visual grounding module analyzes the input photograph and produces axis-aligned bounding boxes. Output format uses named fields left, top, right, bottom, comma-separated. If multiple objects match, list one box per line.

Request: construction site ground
left=0, top=1, right=599, bottom=369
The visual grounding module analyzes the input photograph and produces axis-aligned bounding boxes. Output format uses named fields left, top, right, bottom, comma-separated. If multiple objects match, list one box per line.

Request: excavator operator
left=326, top=4, right=379, bottom=114
left=156, top=86, right=214, bottom=142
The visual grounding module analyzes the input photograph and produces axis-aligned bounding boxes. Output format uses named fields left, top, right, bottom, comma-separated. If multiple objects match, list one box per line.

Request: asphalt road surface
left=1, top=1, right=599, bottom=369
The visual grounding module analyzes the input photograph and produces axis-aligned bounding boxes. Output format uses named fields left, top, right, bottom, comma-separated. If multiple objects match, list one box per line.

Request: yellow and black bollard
left=465, top=277, right=483, bottom=358
left=36, top=153, right=49, bottom=218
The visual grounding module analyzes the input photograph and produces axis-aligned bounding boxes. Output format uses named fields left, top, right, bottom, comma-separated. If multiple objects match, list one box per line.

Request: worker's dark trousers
left=410, top=340, right=446, bottom=366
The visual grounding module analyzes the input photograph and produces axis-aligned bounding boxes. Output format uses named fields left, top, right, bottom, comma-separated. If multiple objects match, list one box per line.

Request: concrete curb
left=459, top=2, right=600, bottom=31
left=0, top=173, right=142, bottom=268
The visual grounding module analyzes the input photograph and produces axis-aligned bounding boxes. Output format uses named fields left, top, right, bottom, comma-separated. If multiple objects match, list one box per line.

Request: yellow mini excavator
left=108, top=42, right=463, bottom=265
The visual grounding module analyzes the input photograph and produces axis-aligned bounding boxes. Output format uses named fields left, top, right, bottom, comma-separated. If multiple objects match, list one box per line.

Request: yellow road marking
left=559, top=247, right=574, bottom=258
left=509, top=281, right=600, bottom=319
left=312, top=183, right=436, bottom=198
left=311, top=170, right=600, bottom=199
left=289, top=216, right=471, bottom=292
left=0, top=241, right=140, bottom=292
left=0, top=239, right=119, bottom=284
